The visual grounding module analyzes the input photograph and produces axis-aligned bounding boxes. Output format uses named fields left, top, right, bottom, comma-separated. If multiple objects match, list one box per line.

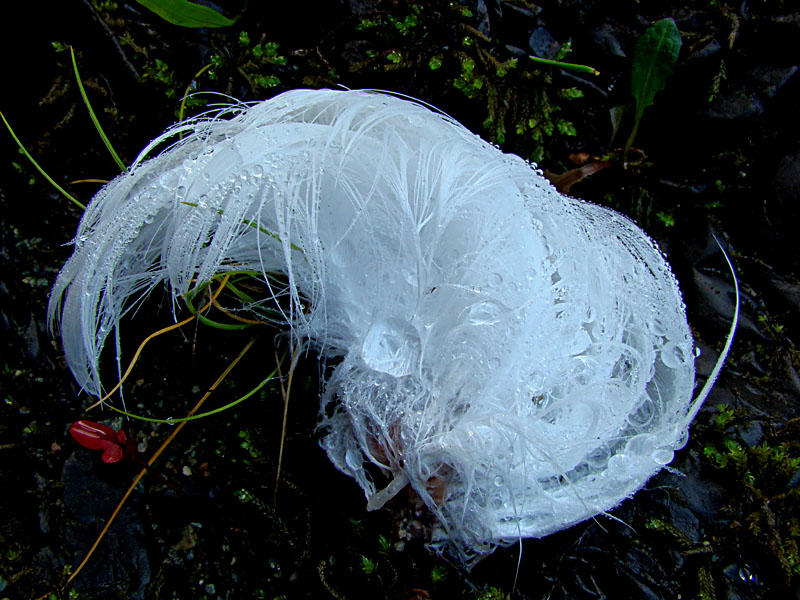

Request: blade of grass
left=178, top=62, right=213, bottom=123
left=70, top=178, right=109, bottom=185
left=70, top=46, right=126, bottom=171
left=1, top=111, right=86, bottom=210
left=528, top=55, right=600, bottom=76
left=273, top=345, right=300, bottom=506
left=184, top=288, right=255, bottom=330
left=104, top=356, right=278, bottom=424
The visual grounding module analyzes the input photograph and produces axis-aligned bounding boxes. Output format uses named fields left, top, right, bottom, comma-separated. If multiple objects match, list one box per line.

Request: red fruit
left=69, top=420, right=131, bottom=463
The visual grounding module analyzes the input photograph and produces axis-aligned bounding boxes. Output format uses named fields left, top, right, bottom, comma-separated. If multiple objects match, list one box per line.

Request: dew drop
left=660, top=342, right=686, bottom=369
left=361, top=318, right=421, bottom=377
left=651, top=447, right=674, bottom=466
left=468, top=301, right=504, bottom=326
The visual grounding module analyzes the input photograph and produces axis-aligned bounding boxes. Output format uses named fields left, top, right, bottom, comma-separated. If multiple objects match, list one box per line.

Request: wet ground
left=1, top=1, right=799, bottom=599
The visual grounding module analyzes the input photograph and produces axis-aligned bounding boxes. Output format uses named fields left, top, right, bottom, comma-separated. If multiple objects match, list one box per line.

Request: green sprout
left=360, top=555, right=378, bottom=575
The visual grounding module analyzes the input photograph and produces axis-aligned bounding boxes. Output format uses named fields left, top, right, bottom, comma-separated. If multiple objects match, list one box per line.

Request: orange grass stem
left=66, top=335, right=258, bottom=587
left=88, top=274, right=232, bottom=410
left=273, top=345, right=300, bottom=506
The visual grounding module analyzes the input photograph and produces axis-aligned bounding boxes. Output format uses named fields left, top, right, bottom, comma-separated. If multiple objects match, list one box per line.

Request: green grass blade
left=528, top=55, right=599, bottom=76
left=104, top=364, right=279, bottom=423
left=197, top=313, right=254, bottom=330
left=178, top=62, right=213, bottom=122
left=1, top=111, right=86, bottom=210
left=70, top=47, right=126, bottom=171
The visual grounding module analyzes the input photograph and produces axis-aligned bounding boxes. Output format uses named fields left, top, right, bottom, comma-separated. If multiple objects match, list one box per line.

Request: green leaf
left=135, top=0, right=237, bottom=28
left=631, top=18, right=681, bottom=118
left=625, top=18, right=681, bottom=153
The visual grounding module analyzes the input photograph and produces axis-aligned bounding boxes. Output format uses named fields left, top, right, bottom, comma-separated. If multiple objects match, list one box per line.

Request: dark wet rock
left=770, top=149, right=800, bottom=225
left=470, top=0, right=493, bottom=38
left=23, top=316, right=41, bottom=361
left=722, top=562, right=762, bottom=600
left=669, top=456, right=727, bottom=522
left=786, top=355, right=800, bottom=397
left=344, top=0, right=380, bottom=17
left=561, top=69, right=609, bottom=97
left=706, top=88, right=764, bottom=120
left=0, top=280, right=11, bottom=335
left=502, top=1, right=540, bottom=20
left=693, top=268, right=761, bottom=335
left=739, top=350, right=767, bottom=375
left=590, top=23, right=627, bottom=58
left=528, top=27, right=560, bottom=59
left=750, top=64, right=799, bottom=98
left=694, top=342, right=719, bottom=378
left=770, top=274, right=800, bottom=313
left=665, top=500, right=701, bottom=545
left=504, top=43, right=529, bottom=58
left=688, top=39, right=721, bottom=62
left=789, top=467, right=800, bottom=489
left=737, top=420, right=764, bottom=447
left=62, top=452, right=151, bottom=599
left=616, top=549, right=664, bottom=600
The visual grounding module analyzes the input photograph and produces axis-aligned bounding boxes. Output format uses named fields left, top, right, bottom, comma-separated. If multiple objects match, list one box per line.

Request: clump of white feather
left=50, top=89, right=722, bottom=566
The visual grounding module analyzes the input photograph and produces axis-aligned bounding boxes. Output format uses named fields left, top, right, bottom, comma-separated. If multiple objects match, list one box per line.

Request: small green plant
left=205, top=38, right=288, bottom=97
left=714, top=403, right=735, bottom=429
left=703, top=404, right=800, bottom=581
left=430, top=564, right=447, bottom=584
left=142, top=58, right=181, bottom=99
left=474, top=585, right=507, bottom=600
left=360, top=555, right=378, bottom=575
left=618, top=18, right=682, bottom=154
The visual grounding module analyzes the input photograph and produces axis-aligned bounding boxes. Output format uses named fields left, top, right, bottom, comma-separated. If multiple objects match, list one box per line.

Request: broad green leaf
left=631, top=18, right=681, bottom=115
left=135, top=0, right=237, bottom=28
left=625, top=18, right=681, bottom=154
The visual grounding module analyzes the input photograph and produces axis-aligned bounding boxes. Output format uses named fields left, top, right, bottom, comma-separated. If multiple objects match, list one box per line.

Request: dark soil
left=1, top=1, right=799, bottom=599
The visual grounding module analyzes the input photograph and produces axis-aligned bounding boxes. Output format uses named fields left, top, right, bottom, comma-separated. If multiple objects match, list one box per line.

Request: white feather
left=49, top=89, right=728, bottom=566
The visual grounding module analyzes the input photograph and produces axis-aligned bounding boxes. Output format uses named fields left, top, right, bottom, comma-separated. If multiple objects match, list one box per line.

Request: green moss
left=474, top=585, right=507, bottom=600
left=360, top=555, right=378, bottom=575
left=703, top=405, right=800, bottom=581
left=430, top=564, right=447, bottom=584
left=342, top=1, right=585, bottom=161
left=142, top=58, right=180, bottom=99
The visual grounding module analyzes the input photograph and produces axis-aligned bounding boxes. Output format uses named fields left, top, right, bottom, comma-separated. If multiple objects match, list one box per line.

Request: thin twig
left=87, top=274, right=232, bottom=410
left=273, top=345, right=301, bottom=506
left=66, top=336, right=259, bottom=587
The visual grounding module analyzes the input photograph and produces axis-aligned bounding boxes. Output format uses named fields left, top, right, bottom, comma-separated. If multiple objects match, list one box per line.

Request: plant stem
left=528, top=55, right=599, bottom=76
left=70, top=46, right=126, bottom=171
left=1, top=111, right=86, bottom=210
